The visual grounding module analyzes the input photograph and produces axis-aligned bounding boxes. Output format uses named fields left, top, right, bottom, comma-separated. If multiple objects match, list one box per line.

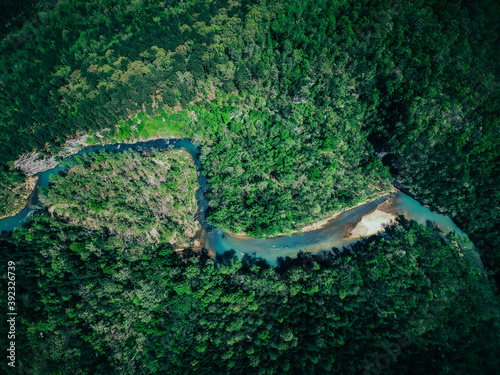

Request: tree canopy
left=0, top=1, right=499, bottom=373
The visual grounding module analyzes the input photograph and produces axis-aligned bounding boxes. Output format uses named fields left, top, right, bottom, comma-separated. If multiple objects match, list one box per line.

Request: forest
left=0, top=0, right=499, bottom=373
left=38, top=148, right=201, bottom=247
left=0, top=0, right=498, bottom=279
left=1, top=159, right=499, bottom=373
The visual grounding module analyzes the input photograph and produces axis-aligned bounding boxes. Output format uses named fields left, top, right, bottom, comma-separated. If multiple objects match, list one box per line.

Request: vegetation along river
left=0, top=139, right=473, bottom=266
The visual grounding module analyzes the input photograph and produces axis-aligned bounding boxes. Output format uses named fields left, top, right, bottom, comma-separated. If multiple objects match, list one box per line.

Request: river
left=0, top=139, right=473, bottom=266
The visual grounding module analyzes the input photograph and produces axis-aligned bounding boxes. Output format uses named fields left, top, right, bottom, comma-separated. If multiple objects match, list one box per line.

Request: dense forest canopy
left=0, top=0, right=498, bottom=278
left=1, top=0, right=500, bottom=373
left=1, top=154, right=499, bottom=374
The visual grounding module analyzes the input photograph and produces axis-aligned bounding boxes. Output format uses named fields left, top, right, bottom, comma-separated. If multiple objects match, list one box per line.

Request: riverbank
left=228, top=188, right=398, bottom=241
left=345, top=195, right=400, bottom=238
left=4, top=134, right=92, bottom=219
left=0, top=175, right=39, bottom=220
left=14, top=134, right=91, bottom=176
left=348, top=208, right=396, bottom=238
left=7, top=126, right=187, bottom=219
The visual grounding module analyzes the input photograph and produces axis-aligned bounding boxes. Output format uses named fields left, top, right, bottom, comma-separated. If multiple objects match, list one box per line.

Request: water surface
left=206, top=192, right=472, bottom=266
left=1, top=140, right=472, bottom=268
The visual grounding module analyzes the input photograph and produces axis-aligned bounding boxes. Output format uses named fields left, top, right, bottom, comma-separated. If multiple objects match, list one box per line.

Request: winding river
left=0, top=139, right=474, bottom=266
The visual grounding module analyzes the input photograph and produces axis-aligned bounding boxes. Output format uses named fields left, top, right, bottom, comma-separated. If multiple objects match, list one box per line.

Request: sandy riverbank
left=229, top=189, right=398, bottom=240
left=348, top=209, right=396, bottom=238
left=344, top=195, right=398, bottom=239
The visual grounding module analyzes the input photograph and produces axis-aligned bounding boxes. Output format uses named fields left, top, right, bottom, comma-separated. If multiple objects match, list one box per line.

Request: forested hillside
left=1, top=210, right=498, bottom=374
left=1, top=1, right=499, bottom=373
left=1, top=0, right=498, bottom=279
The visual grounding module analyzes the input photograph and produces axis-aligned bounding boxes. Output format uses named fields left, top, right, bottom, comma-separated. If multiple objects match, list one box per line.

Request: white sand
left=301, top=212, right=342, bottom=233
left=349, top=210, right=396, bottom=238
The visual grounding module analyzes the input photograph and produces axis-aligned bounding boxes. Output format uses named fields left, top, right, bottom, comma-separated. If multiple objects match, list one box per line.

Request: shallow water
left=205, top=192, right=472, bottom=266
left=205, top=196, right=388, bottom=263
left=1, top=139, right=471, bottom=267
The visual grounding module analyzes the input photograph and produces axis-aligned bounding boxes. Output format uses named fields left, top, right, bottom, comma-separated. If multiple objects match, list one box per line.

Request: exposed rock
left=14, top=135, right=90, bottom=176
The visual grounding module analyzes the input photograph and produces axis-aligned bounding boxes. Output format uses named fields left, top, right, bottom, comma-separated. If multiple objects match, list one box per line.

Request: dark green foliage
left=198, top=106, right=389, bottom=236
left=1, top=0, right=498, bottom=277
left=0, top=1, right=500, bottom=372
left=1, top=0, right=498, bottom=280
left=0, top=165, right=31, bottom=219
left=1, top=214, right=498, bottom=374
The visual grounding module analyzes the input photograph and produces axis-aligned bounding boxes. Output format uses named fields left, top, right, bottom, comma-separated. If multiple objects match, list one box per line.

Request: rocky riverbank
left=14, top=135, right=90, bottom=176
